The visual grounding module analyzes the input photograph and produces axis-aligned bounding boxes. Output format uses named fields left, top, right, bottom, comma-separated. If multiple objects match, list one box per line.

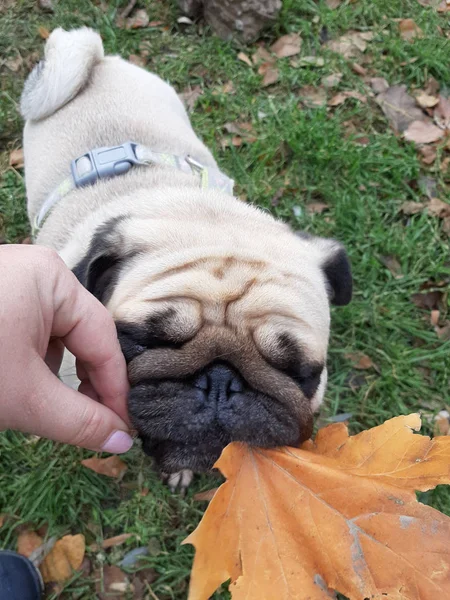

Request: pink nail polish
left=102, top=430, right=133, bottom=454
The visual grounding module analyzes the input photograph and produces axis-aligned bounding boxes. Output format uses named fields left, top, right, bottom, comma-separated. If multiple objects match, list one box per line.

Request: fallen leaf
left=95, top=565, right=133, bottom=600
left=194, top=488, right=219, bottom=502
left=435, top=322, right=450, bottom=340
left=179, top=85, right=203, bottom=112
left=404, top=120, right=445, bottom=144
left=328, top=90, right=367, bottom=106
left=81, top=456, right=127, bottom=478
left=321, top=72, right=343, bottom=88
left=298, top=85, right=327, bottom=108
left=90, top=533, right=134, bottom=551
left=3, top=55, right=23, bottom=72
left=427, top=197, right=450, bottom=218
left=38, top=25, right=50, bottom=39
left=258, top=62, right=279, bottom=87
left=411, top=290, right=443, bottom=310
left=345, top=352, right=375, bottom=370
left=376, top=85, right=426, bottom=132
left=370, top=77, right=389, bottom=94
left=379, top=255, right=403, bottom=277
left=415, top=91, right=440, bottom=108
left=326, top=31, right=373, bottom=59
left=305, top=202, right=329, bottom=215
left=351, top=62, right=367, bottom=76
left=440, top=156, right=450, bottom=173
left=399, top=18, right=423, bottom=40
left=442, top=216, right=450, bottom=235
left=434, top=95, right=450, bottom=129
left=434, top=410, right=450, bottom=436
left=400, top=200, right=426, bottom=215
left=40, top=534, right=85, bottom=583
left=185, top=414, right=450, bottom=600
left=252, top=46, right=273, bottom=65
left=419, top=144, right=437, bottom=164
left=417, top=0, right=450, bottom=10
left=425, top=76, right=440, bottom=96
left=125, top=8, right=149, bottom=29
left=0, top=514, right=5, bottom=527
left=128, top=54, right=146, bottom=68
left=431, top=309, right=441, bottom=326
left=237, top=52, right=253, bottom=67
left=38, top=0, right=54, bottom=10
left=326, top=0, right=341, bottom=7
left=231, top=136, right=242, bottom=147
left=17, top=530, right=43, bottom=558
left=9, top=148, right=24, bottom=169
left=270, top=32, right=302, bottom=58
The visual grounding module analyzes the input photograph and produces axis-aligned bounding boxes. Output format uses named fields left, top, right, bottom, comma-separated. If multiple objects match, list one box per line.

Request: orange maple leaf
left=185, top=414, right=450, bottom=600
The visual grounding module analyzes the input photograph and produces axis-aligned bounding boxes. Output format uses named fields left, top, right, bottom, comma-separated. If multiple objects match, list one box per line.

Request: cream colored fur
left=22, top=28, right=337, bottom=413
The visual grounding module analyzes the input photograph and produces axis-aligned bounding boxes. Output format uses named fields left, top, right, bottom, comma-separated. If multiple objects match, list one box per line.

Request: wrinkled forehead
left=108, top=252, right=331, bottom=362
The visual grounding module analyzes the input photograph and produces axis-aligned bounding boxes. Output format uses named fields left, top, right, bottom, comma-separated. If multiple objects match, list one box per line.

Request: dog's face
left=73, top=197, right=351, bottom=473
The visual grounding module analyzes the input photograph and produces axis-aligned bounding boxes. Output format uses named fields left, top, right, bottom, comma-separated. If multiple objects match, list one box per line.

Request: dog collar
left=32, top=141, right=234, bottom=237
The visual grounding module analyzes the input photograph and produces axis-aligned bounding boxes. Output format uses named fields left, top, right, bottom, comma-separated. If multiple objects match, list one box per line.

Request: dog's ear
left=296, top=232, right=352, bottom=306
left=321, top=242, right=352, bottom=306
left=72, top=217, right=133, bottom=304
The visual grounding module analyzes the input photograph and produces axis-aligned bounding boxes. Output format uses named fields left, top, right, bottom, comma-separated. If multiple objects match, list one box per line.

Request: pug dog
left=21, top=28, right=352, bottom=491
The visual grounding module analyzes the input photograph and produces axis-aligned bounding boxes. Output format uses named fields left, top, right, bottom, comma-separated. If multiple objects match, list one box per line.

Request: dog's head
left=73, top=197, right=351, bottom=472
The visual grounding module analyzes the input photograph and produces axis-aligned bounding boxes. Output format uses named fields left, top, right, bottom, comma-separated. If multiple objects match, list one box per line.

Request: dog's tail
left=20, top=27, right=104, bottom=121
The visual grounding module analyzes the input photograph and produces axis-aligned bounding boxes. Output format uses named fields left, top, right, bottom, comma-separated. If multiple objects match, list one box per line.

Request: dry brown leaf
left=90, top=533, right=134, bottom=551
left=0, top=514, right=5, bottom=527
left=434, top=410, right=450, bottom=436
left=252, top=46, right=272, bottom=65
left=305, top=202, right=329, bottom=215
left=237, top=52, right=253, bottom=67
left=125, top=8, right=149, bottom=29
left=417, top=0, right=450, bottom=10
left=40, top=534, right=85, bottom=583
left=194, top=488, right=220, bottom=502
left=436, top=322, right=450, bottom=340
left=411, top=290, right=443, bottom=310
left=431, top=309, right=441, bottom=326
left=399, top=18, right=423, bottom=40
left=128, top=54, right=146, bottom=68
left=328, top=90, right=366, bottom=106
left=326, top=31, right=373, bottom=59
left=185, top=414, right=450, bottom=600
left=415, top=91, right=440, bottom=108
left=376, top=85, right=426, bottom=132
left=369, top=77, right=389, bottom=94
left=351, top=62, right=367, bottom=76
left=17, top=530, right=43, bottom=557
left=258, top=63, right=279, bottom=87
left=95, top=565, right=132, bottom=600
left=404, top=119, right=445, bottom=144
left=3, top=54, right=23, bottom=72
left=38, top=25, right=50, bottom=39
left=81, top=456, right=127, bottom=478
left=345, top=352, right=375, bottom=370
left=38, top=0, right=54, bottom=10
left=379, top=255, right=403, bottom=277
left=419, top=144, right=437, bottom=164
left=270, top=32, right=302, bottom=58
left=326, top=0, right=341, bottom=7
left=298, top=85, right=327, bottom=108
left=179, top=85, right=203, bottom=112
left=9, top=148, right=24, bottom=169
left=321, top=72, right=343, bottom=88
left=434, top=95, right=450, bottom=129
left=427, top=197, right=450, bottom=218
left=400, top=200, right=426, bottom=215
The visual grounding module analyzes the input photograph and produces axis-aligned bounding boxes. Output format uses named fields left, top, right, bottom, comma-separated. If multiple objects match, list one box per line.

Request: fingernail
left=102, top=430, right=134, bottom=454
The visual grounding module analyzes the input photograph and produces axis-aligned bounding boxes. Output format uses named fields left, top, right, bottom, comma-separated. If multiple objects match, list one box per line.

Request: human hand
left=0, top=245, right=132, bottom=453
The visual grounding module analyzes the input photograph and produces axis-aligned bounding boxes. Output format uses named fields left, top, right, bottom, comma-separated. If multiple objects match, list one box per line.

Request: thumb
left=23, top=362, right=134, bottom=453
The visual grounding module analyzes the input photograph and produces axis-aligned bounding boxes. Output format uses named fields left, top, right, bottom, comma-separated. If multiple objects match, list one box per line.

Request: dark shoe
left=0, top=550, right=43, bottom=600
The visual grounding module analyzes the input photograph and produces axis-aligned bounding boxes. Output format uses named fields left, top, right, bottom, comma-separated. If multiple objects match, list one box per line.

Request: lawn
left=1, top=0, right=450, bottom=598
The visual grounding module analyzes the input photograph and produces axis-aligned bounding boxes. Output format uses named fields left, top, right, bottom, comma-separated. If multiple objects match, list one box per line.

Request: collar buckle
left=71, top=142, right=141, bottom=188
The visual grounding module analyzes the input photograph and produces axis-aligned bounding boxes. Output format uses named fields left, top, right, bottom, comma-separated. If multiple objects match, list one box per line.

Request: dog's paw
left=161, top=469, right=194, bottom=495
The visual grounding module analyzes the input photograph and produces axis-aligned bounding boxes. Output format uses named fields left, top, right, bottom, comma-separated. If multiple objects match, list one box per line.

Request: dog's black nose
left=194, top=363, right=244, bottom=399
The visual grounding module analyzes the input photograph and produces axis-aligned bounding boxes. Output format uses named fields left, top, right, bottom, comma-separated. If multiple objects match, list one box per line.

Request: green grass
left=1, top=0, right=450, bottom=597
